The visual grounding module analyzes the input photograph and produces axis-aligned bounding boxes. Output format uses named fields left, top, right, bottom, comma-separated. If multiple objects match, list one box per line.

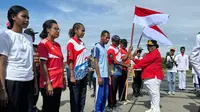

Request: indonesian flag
left=133, top=6, right=169, bottom=27
left=142, top=26, right=173, bottom=46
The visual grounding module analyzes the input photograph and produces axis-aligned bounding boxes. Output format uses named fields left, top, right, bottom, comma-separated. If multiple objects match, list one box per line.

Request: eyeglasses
left=81, top=30, right=85, bottom=32
left=51, top=27, right=61, bottom=32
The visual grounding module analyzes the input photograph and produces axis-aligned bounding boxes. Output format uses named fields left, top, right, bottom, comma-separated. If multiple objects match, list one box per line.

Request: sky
left=1, top=0, right=200, bottom=61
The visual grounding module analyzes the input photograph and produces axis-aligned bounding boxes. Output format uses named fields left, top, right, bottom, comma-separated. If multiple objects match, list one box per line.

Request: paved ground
left=36, top=76, right=200, bottom=112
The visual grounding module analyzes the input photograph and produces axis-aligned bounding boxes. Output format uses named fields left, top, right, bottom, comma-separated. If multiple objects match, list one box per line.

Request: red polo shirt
left=38, top=39, right=64, bottom=89
left=120, top=47, right=130, bottom=70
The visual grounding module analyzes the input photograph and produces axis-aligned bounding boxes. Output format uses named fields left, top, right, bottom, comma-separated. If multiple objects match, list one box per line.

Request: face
left=76, top=25, right=85, bottom=38
left=47, top=23, right=60, bottom=38
left=147, top=45, right=156, bottom=52
left=170, top=50, right=175, bottom=55
left=101, top=33, right=110, bottom=44
left=180, top=48, right=185, bottom=53
left=12, top=10, right=29, bottom=28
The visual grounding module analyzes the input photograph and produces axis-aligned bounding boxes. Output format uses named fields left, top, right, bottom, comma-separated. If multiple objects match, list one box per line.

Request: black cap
left=120, top=39, right=128, bottom=44
left=24, top=28, right=38, bottom=36
left=147, top=40, right=159, bottom=48
left=112, top=35, right=120, bottom=42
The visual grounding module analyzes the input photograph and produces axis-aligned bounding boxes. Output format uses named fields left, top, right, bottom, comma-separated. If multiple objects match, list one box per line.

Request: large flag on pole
left=133, top=6, right=169, bottom=27
left=142, top=26, right=173, bottom=46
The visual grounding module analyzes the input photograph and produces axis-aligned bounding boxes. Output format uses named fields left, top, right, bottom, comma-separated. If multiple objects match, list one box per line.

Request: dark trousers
left=132, top=71, right=142, bottom=95
left=28, top=74, right=40, bottom=112
left=68, top=76, right=87, bottom=112
left=41, top=88, right=62, bottom=112
left=118, top=70, right=127, bottom=101
left=92, top=77, right=96, bottom=94
left=87, top=71, right=94, bottom=88
left=5, top=80, right=32, bottom=112
left=108, top=75, right=120, bottom=108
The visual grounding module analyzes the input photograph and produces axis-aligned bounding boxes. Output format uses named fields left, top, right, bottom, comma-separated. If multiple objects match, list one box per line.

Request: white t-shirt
left=166, top=55, right=177, bottom=73
left=0, top=30, right=33, bottom=81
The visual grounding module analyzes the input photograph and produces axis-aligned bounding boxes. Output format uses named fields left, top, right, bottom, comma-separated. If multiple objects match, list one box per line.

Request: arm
left=133, top=51, right=159, bottom=69
left=121, top=46, right=133, bottom=61
left=0, top=55, right=7, bottom=90
left=186, top=55, right=189, bottom=70
left=40, top=60, right=51, bottom=85
left=38, top=43, right=53, bottom=96
left=67, top=43, right=76, bottom=83
left=190, top=35, right=200, bottom=77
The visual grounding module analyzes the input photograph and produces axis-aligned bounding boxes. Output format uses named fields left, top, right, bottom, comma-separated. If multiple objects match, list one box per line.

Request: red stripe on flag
left=151, top=26, right=167, bottom=38
left=135, top=6, right=162, bottom=17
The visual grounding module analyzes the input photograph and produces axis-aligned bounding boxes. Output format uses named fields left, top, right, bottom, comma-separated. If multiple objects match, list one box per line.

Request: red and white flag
left=142, top=26, right=173, bottom=46
left=133, top=6, right=169, bottom=27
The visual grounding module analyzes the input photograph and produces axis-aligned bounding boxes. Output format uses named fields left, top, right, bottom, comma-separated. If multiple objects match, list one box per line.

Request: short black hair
left=180, top=46, right=185, bottom=50
left=101, top=30, right=110, bottom=37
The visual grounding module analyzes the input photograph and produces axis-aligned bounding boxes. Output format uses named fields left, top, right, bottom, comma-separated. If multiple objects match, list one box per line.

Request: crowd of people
left=0, top=5, right=200, bottom=112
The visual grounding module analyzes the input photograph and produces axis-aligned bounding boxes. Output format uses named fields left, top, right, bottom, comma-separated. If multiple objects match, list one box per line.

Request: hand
left=109, top=76, right=112, bottom=85
left=34, top=82, right=39, bottom=96
left=125, top=64, right=131, bottom=68
left=70, top=76, right=76, bottom=84
left=34, top=52, right=40, bottom=63
left=0, top=89, right=8, bottom=108
left=62, top=78, right=67, bottom=91
left=128, top=46, right=133, bottom=52
left=46, top=83, right=53, bottom=96
left=133, top=48, right=139, bottom=56
left=98, top=77, right=103, bottom=85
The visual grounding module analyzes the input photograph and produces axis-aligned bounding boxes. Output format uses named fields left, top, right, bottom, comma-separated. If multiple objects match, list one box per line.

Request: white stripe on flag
left=142, top=26, right=173, bottom=46
left=133, top=14, right=169, bottom=27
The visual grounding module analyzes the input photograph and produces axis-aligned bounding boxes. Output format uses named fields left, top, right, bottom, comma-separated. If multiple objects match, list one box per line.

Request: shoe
left=145, top=108, right=152, bottom=112
left=172, top=92, right=175, bottom=95
left=91, top=94, right=95, bottom=97
left=168, top=92, right=172, bottom=95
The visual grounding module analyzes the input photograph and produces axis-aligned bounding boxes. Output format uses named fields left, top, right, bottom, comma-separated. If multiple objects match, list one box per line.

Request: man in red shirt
left=118, top=39, right=132, bottom=101
left=133, top=40, right=164, bottom=112
left=107, top=35, right=129, bottom=111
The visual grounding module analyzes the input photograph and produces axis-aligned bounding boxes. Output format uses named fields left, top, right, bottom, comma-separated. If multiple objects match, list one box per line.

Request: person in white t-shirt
left=0, top=5, right=36, bottom=112
left=166, top=48, right=177, bottom=95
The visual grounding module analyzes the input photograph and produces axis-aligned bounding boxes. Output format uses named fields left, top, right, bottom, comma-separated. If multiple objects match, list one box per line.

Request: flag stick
left=136, top=35, right=143, bottom=48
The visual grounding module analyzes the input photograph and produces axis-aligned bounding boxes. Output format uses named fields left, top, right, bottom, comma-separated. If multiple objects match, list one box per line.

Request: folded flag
left=142, top=26, right=173, bottom=46
left=133, top=6, right=169, bottom=27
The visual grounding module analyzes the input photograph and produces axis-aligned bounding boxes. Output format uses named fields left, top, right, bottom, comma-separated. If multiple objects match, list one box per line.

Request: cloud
left=43, top=0, right=75, bottom=13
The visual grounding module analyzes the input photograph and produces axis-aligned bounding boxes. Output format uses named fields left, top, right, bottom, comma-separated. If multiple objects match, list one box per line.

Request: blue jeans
left=167, top=72, right=176, bottom=92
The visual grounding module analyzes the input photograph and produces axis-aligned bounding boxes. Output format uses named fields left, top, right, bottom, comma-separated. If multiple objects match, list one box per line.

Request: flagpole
left=136, top=27, right=145, bottom=48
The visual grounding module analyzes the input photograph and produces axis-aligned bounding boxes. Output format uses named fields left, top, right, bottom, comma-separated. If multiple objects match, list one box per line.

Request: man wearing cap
left=132, top=40, right=164, bottom=112
left=175, top=46, right=189, bottom=90
left=132, top=47, right=143, bottom=97
left=118, top=39, right=132, bottom=101
left=166, top=48, right=177, bottom=95
left=24, top=28, right=40, bottom=112
left=107, top=35, right=129, bottom=111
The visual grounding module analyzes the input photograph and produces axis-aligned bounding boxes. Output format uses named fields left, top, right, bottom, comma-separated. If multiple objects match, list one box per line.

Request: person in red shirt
left=38, top=20, right=65, bottom=112
left=66, top=23, right=88, bottom=112
left=107, top=35, right=130, bottom=111
left=118, top=39, right=132, bottom=101
left=133, top=40, right=164, bottom=112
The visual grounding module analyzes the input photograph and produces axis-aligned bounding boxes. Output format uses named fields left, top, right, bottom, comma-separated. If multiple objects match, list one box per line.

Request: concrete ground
left=36, top=76, right=200, bottom=112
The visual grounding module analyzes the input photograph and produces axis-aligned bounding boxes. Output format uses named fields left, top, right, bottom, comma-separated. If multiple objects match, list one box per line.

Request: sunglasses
left=81, top=30, right=85, bottom=32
